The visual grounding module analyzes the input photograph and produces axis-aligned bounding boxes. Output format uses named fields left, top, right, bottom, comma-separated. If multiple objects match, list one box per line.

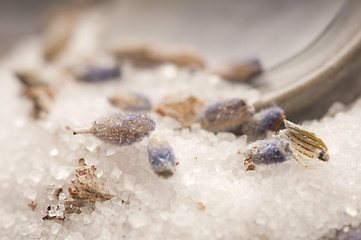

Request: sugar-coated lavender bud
left=198, top=98, right=254, bottom=133
left=147, top=135, right=176, bottom=178
left=213, top=58, right=263, bottom=82
left=245, top=138, right=292, bottom=165
left=72, top=112, right=155, bottom=145
left=108, top=92, right=151, bottom=111
left=76, top=65, right=121, bottom=82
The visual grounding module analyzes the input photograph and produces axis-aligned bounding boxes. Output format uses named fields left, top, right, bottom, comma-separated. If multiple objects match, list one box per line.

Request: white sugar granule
left=1, top=12, right=361, bottom=240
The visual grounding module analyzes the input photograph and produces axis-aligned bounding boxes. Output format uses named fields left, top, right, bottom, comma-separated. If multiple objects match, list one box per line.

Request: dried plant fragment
left=27, top=86, right=55, bottom=119
left=27, top=200, right=37, bottom=211
left=161, top=50, right=205, bottom=69
left=196, top=202, right=206, bottom=211
left=197, top=98, right=254, bottom=133
left=212, top=59, right=262, bottom=82
left=108, top=92, right=151, bottom=111
left=43, top=162, right=114, bottom=220
left=112, top=44, right=163, bottom=68
left=72, top=112, right=155, bottom=145
left=279, top=119, right=329, bottom=167
left=15, top=69, right=55, bottom=119
left=147, top=135, right=176, bottom=178
left=156, top=95, right=204, bottom=127
left=113, top=44, right=205, bottom=69
left=43, top=12, right=74, bottom=61
left=15, top=70, right=48, bottom=88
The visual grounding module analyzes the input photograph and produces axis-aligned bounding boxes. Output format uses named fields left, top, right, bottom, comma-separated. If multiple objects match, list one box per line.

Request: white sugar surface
left=0, top=12, right=361, bottom=240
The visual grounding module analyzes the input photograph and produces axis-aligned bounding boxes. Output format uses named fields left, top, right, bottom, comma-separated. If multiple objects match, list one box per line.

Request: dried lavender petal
left=245, top=138, right=292, bottom=165
left=147, top=135, right=176, bottom=178
left=73, top=112, right=155, bottom=146
left=108, top=92, right=151, bottom=111
left=198, top=98, right=254, bottom=133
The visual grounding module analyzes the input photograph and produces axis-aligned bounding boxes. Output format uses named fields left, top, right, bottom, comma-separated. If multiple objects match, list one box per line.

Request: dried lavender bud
left=75, top=65, right=121, bottom=82
left=147, top=135, right=176, bottom=178
left=72, top=112, right=155, bottom=145
left=162, top=50, right=205, bottom=69
left=241, top=106, right=285, bottom=141
left=156, top=95, right=204, bottom=127
left=108, top=92, right=151, bottom=111
left=198, top=98, right=254, bottom=133
left=112, top=44, right=163, bottom=68
left=279, top=119, right=329, bottom=167
left=112, top=44, right=205, bottom=69
left=245, top=138, right=292, bottom=166
left=213, top=58, right=262, bottom=82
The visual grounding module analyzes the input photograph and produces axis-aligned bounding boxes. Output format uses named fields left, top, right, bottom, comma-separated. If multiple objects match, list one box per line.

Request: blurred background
left=0, top=0, right=345, bottom=68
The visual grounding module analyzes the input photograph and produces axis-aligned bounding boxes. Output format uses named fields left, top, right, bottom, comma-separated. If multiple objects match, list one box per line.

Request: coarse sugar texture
left=1, top=10, right=361, bottom=240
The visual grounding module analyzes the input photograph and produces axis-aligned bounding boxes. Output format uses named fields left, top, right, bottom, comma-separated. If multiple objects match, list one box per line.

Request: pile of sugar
left=1, top=12, right=361, bottom=240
